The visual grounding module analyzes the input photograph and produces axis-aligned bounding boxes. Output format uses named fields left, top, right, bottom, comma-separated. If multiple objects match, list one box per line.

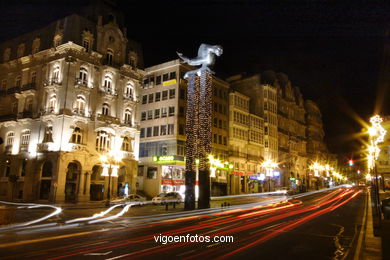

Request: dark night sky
left=1, top=0, right=389, bottom=156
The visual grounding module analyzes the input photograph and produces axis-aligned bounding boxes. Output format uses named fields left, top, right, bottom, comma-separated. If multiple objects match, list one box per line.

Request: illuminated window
left=20, top=129, right=31, bottom=151
left=124, top=83, right=134, bottom=99
left=96, top=130, right=111, bottom=151
left=31, top=71, right=36, bottom=85
left=48, top=94, right=56, bottom=113
left=161, top=107, right=167, bottom=117
left=43, top=125, right=53, bottom=143
left=74, top=95, right=86, bottom=114
left=15, top=76, right=21, bottom=87
left=124, top=108, right=132, bottom=125
left=78, top=67, right=88, bottom=85
left=103, top=75, right=112, bottom=93
left=168, top=124, right=174, bottom=135
left=160, top=125, right=167, bottom=135
left=6, top=132, right=14, bottom=146
left=52, top=66, right=60, bottom=82
left=147, top=110, right=153, bottom=120
left=102, top=103, right=110, bottom=115
left=168, top=106, right=175, bottom=116
left=106, top=49, right=113, bottom=65
left=71, top=127, right=82, bottom=144
left=121, top=136, right=131, bottom=151
left=83, top=39, right=90, bottom=52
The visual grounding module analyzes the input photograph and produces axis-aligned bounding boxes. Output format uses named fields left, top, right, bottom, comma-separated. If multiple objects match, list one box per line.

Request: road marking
left=176, top=249, right=196, bottom=257
left=0, top=230, right=99, bottom=248
left=249, top=222, right=286, bottom=235
left=199, top=215, right=231, bottom=224
left=105, top=245, right=164, bottom=260
left=84, top=251, right=112, bottom=256
left=353, top=190, right=367, bottom=260
left=75, top=241, right=110, bottom=248
left=207, top=242, right=220, bottom=248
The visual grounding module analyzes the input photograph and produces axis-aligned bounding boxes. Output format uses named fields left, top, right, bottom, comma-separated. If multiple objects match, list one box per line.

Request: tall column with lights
left=177, top=44, right=223, bottom=209
left=367, top=115, right=386, bottom=232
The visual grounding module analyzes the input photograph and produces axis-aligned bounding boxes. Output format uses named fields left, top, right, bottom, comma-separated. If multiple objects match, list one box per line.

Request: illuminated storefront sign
left=153, top=155, right=184, bottom=163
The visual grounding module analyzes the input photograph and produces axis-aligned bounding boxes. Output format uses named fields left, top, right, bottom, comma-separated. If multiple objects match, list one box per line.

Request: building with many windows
left=0, top=2, right=143, bottom=203
left=138, top=59, right=230, bottom=198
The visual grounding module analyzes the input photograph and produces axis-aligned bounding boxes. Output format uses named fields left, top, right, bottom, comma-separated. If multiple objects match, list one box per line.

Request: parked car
left=112, top=194, right=146, bottom=205
left=152, top=192, right=182, bottom=205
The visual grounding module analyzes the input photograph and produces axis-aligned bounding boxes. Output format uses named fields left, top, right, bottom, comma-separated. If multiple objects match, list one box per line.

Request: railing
left=123, top=121, right=133, bottom=127
left=123, top=94, right=134, bottom=101
left=73, top=108, right=86, bottom=116
left=97, top=113, right=120, bottom=124
left=19, top=144, right=29, bottom=152
left=5, top=145, right=12, bottom=154
left=7, top=86, right=21, bottom=94
left=44, top=78, right=60, bottom=86
left=37, top=143, right=49, bottom=152
left=70, top=143, right=86, bottom=151
left=21, top=83, right=36, bottom=91
left=228, top=151, right=247, bottom=158
left=18, top=111, right=33, bottom=119
left=0, top=114, right=17, bottom=122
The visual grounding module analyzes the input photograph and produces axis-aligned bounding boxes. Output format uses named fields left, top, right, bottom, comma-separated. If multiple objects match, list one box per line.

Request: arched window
left=83, top=38, right=90, bottom=52
left=15, top=76, right=21, bottom=87
left=124, top=108, right=132, bottom=125
left=124, top=83, right=134, bottom=99
left=74, top=95, right=86, bottom=115
left=6, top=132, right=14, bottom=146
left=121, top=136, right=131, bottom=152
left=103, top=75, right=112, bottom=93
left=78, top=67, right=88, bottom=85
left=52, top=66, right=60, bottom=82
left=96, top=130, right=111, bottom=152
left=43, top=125, right=53, bottom=143
left=48, top=94, right=56, bottom=113
left=102, top=103, right=110, bottom=116
left=25, top=96, right=33, bottom=112
left=71, top=127, right=82, bottom=144
left=31, top=71, right=36, bottom=85
left=20, top=129, right=31, bottom=151
left=106, top=49, right=113, bottom=65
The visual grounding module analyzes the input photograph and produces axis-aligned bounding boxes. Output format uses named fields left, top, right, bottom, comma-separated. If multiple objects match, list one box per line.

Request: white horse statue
left=177, top=44, right=223, bottom=78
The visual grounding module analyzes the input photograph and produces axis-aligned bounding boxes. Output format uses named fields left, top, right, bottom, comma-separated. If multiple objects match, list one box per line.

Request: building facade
left=0, top=5, right=143, bottom=203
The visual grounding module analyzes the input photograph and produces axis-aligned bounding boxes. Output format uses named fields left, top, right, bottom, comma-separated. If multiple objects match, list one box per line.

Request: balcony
left=7, top=86, right=21, bottom=94
left=122, top=151, right=134, bottom=160
left=5, top=145, right=12, bottom=154
left=18, top=111, right=33, bottom=119
left=123, top=94, right=134, bottom=101
left=98, top=89, right=118, bottom=98
left=97, top=113, right=120, bottom=125
left=74, top=78, right=92, bottom=90
left=19, top=144, right=29, bottom=152
left=0, top=114, right=17, bottom=122
left=37, top=143, right=50, bottom=152
left=70, top=143, right=86, bottom=151
left=228, top=151, right=247, bottom=158
left=72, top=109, right=87, bottom=117
left=122, top=121, right=133, bottom=127
left=44, top=77, right=61, bottom=86
left=21, top=83, right=36, bottom=92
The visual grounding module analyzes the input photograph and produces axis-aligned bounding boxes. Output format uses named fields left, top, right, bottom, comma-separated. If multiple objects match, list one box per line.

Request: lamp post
left=261, top=159, right=278, bottom=192
left=367, top=115, right=386, bottom=232
left=101, top=152, right=122, bottom=207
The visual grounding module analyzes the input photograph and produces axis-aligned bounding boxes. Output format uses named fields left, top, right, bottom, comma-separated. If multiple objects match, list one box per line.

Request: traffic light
left=348, top=159, right=354, bottom=166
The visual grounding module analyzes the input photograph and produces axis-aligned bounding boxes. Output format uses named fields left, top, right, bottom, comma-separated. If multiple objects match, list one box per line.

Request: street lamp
left=101, top=151, right=122, bottom=207
left=261, top=159, right=278, bottom=191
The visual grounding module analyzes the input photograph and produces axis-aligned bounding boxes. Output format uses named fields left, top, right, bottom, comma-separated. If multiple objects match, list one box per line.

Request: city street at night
left=0, top=187, right=367, bottom=259
left=1, top=1, right=390, bottom=259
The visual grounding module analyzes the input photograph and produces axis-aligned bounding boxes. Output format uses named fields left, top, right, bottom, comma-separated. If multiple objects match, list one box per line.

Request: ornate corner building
left=0, top=2, right=143, bottom=203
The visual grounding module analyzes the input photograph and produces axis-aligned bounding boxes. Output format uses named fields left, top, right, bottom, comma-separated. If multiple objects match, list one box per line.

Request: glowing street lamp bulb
left=100, top=155, right=108, bottom=163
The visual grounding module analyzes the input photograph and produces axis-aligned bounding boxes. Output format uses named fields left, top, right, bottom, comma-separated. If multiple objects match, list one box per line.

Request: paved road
left=0, top=187, right=365, bottom=259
